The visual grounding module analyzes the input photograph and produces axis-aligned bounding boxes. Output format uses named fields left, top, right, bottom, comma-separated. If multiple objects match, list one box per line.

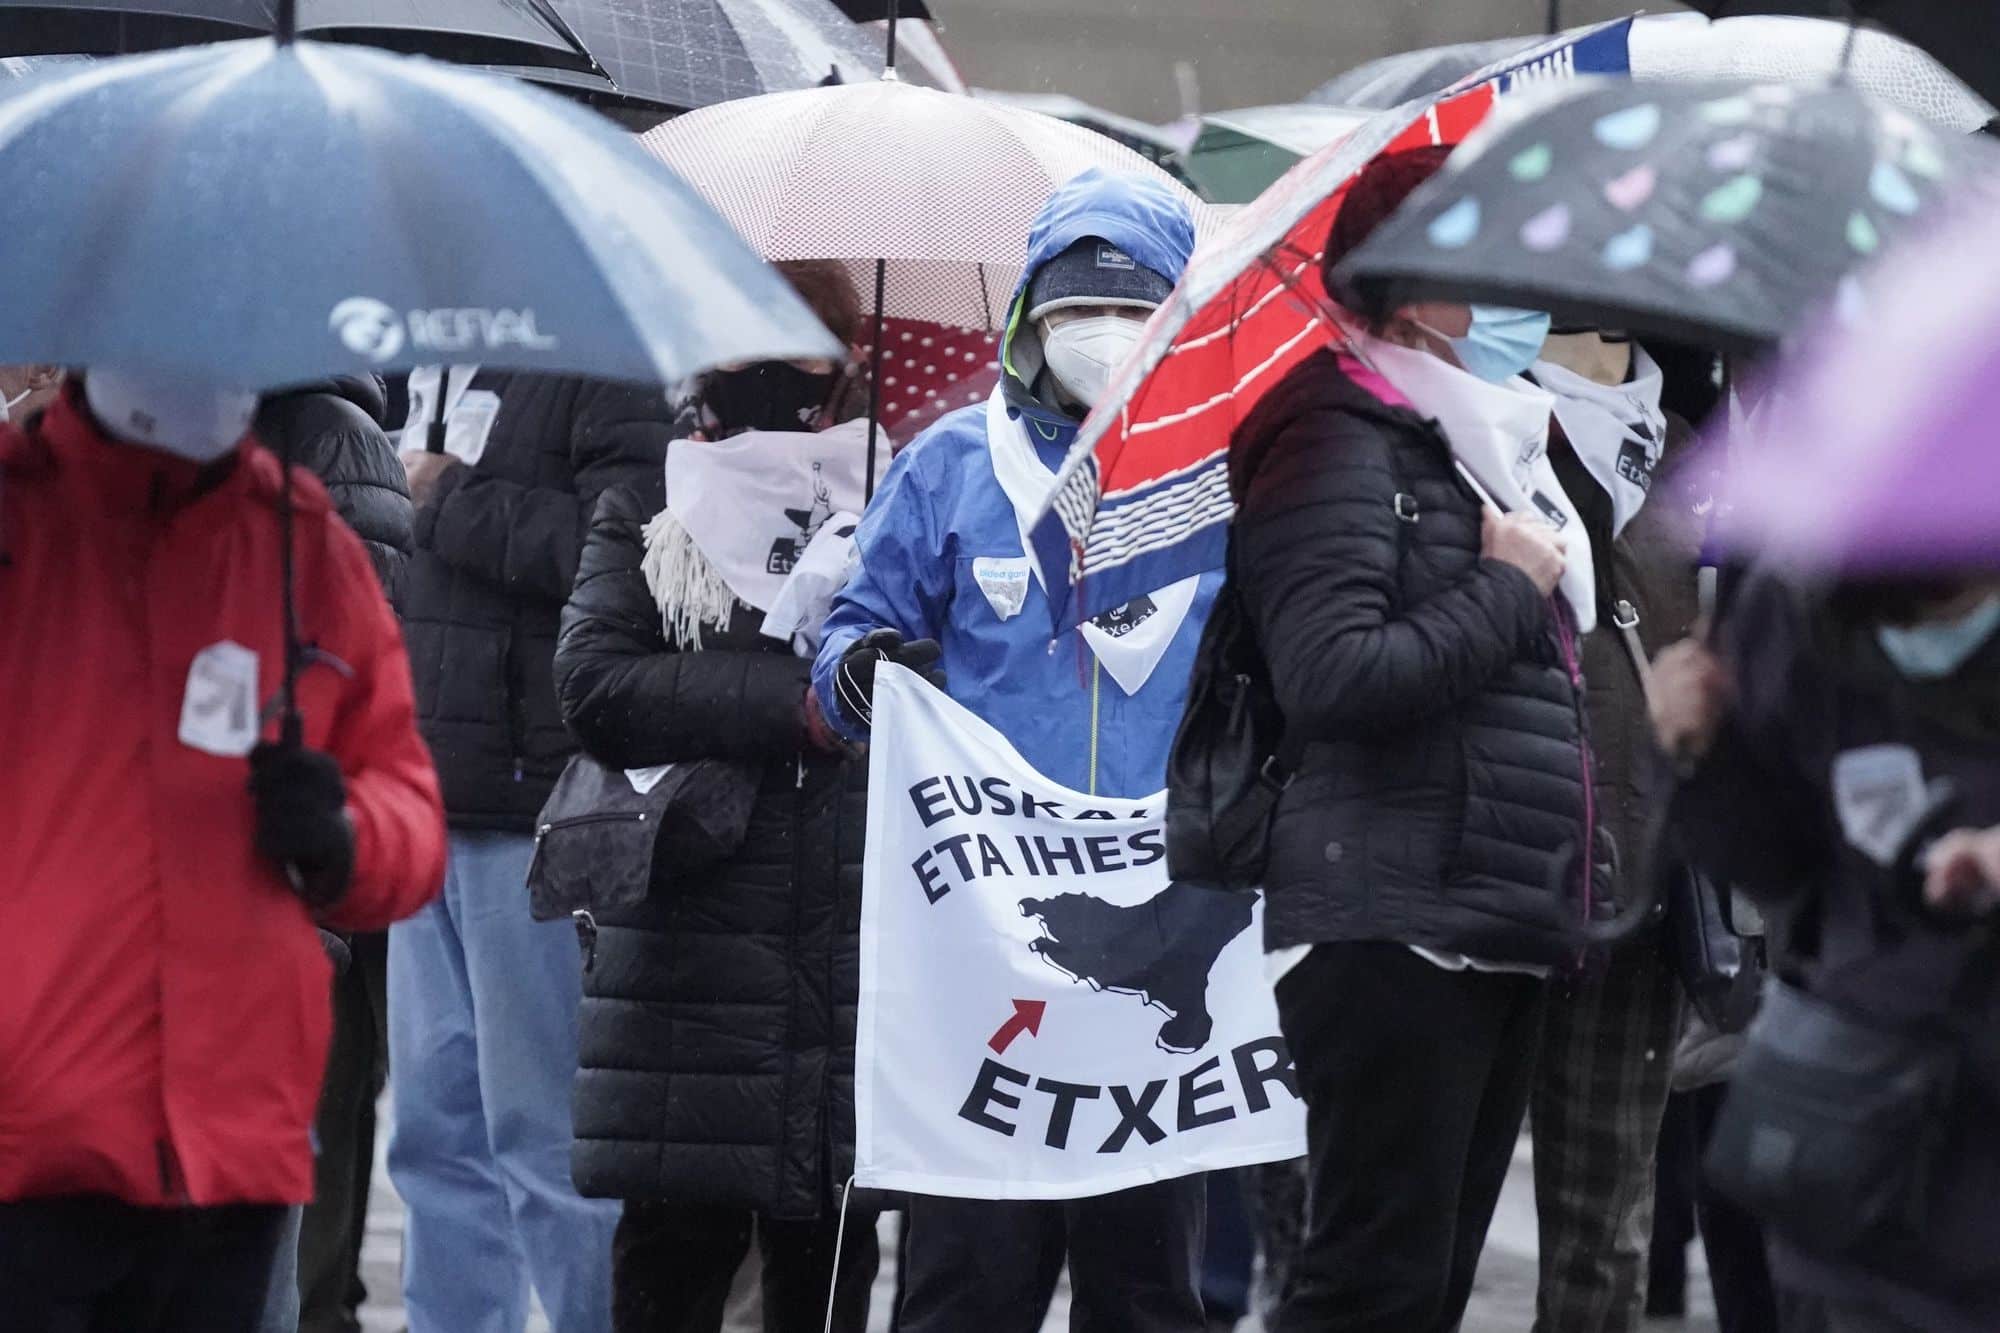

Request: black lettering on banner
left=1097, top=1080, right=1169, bottom=1153
left=1032, top=1077, right=1102, bottom=1150
left=975, top=833, right=1012, bottom=877
left=979, top=776, right=1018, bottom=817
left=1084, top=834, right=1126, bottom=875
left=1035, top=836, right=1084, bottom=876
left=1015, top=835, right=1043, bottom=876
left=1177, top=1056, right=1237, bottom=1131
left=943, top=775, right=984, bottom=817
left=936, top=833, right=976, bottom=880
left=1126, top=826, right=1166, bottom=868
left=912, top=849, right=948, bottom=904
left=1075, top=808, right=1117, bottom=821
left=1232, top=1037, right=1299, bottom=1113
left=910, top=777, right=951, bottom=828
left=1021, top=792, right=1064, bottom=820
left=959, top=1059, right=1030, bottom=1136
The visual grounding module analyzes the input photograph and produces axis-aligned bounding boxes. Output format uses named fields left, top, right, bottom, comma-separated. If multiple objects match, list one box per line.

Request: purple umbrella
left=1716, top=199, right=2000, bottom=574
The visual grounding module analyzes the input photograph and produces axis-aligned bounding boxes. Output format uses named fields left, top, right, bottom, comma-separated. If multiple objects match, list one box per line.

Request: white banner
left=856, top=665, right=1307, bottom=1200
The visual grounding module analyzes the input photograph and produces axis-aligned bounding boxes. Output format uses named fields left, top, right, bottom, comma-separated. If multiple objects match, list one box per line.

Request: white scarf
left=641, top=418, right=880, bottom=650
left=1533, top=345, right=1668, bottom=537
left=1355, top=333, right=1597, bottom=633
left=983, top=388, right=1200, bottom=693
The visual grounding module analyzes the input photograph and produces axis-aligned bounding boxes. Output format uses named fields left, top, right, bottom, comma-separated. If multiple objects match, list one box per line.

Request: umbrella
left=638, top=78, right=1209, bottom=486
left=0, top=29, right=834, bottom=738
left=1310, top=18, right=1634, bottom=109
left=1179, top=104, right=1371, bottom=204
left=545, top=0, right=908, bottom=112
left=0, top=0, right=600, bottom=74
left=827, top=0, right=925, bottom=18
left=1027, top=21, right=1636, bottom=629
left=1312, top=36, right=1540, bottom=110
left=1687, top=1, right=2000, bottom=112
left=1334, top=77, right=1999, bottom=355
left=974, top=88, right=1193, bottom=174
left=1628, top=12, right=1992, bottom=130
left=0, top=41, right=835, bottom=391
left=1715, top=201, right=2000, bottom=573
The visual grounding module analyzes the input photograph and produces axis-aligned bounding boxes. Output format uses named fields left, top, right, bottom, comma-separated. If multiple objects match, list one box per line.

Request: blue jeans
left=257, top=1206, right=302, bottom=1333
left=388, top=830, right=617, bottom=1333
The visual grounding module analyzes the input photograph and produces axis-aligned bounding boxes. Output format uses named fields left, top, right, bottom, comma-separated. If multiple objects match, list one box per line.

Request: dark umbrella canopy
left=1690, top=1, right=2000, bottom=113
left=1335, top=78, right=1998, bottom=353
left=0, top=38, right=838, bottom=387
left=546, top=0, right=901, bottom=111
left=827, top=0, right=926, bottom=19
left=0, top=0, right=599, bottom=72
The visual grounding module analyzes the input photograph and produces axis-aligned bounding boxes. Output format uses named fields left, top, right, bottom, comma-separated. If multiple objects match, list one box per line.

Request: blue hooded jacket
left=813, top=169, right=1215, bottom=798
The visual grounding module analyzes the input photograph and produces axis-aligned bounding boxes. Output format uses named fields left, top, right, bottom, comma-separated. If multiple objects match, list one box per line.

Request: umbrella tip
left=274, top=0, right=298, bottom=44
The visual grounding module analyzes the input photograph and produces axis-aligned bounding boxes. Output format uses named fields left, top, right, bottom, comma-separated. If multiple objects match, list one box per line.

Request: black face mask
left=699, top=363, right=839, bottom=435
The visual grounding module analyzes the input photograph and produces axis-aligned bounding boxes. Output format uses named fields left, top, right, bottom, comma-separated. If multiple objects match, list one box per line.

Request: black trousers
left=1652, top=1085, right=1778, bottom=1333
left=1274, top=942, right=1546, bottom=1333
left=896, top=1177, right=1207, bottom=1333
left=299, top=930, right=389, bottom=1333
left=0, top=1197, right=288, bottom=1333
left=611, top=1198, right=880, bottom=1333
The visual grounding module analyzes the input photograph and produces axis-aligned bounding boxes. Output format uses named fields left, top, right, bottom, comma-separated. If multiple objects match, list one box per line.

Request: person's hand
left=1482, top=508, right=1567, bottom=597
left=1649, top=638, right=1734, bottom=767
left=832, top=629, right=945, bottom=731
left=249, top=742, right=356, bottom=912
left=1923, top=827, right=2000, bottom=918
left=400, top=450, right=461, bottom=508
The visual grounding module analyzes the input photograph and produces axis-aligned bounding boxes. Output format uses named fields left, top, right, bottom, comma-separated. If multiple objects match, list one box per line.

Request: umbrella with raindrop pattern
left=1334, top=77, right=2000, bottom=353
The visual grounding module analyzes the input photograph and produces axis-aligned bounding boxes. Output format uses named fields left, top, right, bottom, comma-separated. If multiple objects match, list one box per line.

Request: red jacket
left=0, top=388, right=445, bottom=1206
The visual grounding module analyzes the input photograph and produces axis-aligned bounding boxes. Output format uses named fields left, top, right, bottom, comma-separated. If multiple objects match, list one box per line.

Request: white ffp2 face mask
left=1039, top=315, right=1144, bottom=410
left=83, top=368, right=258, bottom=462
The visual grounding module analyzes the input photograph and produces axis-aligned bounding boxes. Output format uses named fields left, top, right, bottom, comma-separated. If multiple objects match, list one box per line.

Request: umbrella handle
left=864, top=257, right=887, bottom=502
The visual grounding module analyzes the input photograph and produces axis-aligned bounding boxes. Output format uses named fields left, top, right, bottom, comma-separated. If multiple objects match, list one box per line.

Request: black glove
left=832, top=628, right=945, bottom=731
left=249, top=742, right=356, bottom=912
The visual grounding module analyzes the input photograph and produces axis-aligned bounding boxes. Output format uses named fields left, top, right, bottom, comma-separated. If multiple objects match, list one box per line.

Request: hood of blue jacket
left=1000, top=168, right=1197, bottom=426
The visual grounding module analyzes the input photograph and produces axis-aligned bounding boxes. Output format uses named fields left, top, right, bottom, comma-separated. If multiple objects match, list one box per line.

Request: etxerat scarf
left=1353, top=332, right=1598, bottom=634
left=640, top=417, right=880, bottom=651
left=1532, top=345, right=1668, bottom=537
left=984, top=387, right=1201, bottom=694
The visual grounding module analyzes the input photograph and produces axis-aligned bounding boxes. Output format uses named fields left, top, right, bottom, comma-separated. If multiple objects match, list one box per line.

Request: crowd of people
left=3, top=56, right=1999, bottom=1333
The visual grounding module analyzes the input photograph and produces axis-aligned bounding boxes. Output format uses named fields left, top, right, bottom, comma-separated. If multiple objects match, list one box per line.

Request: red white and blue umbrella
left=1029, top=24, right=1628, bottom=630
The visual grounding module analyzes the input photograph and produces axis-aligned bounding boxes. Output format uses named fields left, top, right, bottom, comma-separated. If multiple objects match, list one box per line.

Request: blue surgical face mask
left=1420, top=305, right=1552, bottom=383
left=1874, top=594, right=2000, bottom=680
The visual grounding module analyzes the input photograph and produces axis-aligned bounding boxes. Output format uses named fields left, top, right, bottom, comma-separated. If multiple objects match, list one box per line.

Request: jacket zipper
left=1552, top=600, right=1597, bottom=938
left=536, top=810, right=650, bottom=839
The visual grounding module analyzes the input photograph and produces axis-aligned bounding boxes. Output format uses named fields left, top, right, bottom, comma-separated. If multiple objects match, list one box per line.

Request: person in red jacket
left=0, top=368, right=446, bottom=1332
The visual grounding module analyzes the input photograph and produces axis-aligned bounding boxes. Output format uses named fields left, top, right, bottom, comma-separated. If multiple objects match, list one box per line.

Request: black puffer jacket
left=256, top=376, right=412, bottom=594
left=1235, top=351, right=1594, bottom=968
left=554, top=473, right=862, bottom=1220
left=401, top=374, right=672, bottom=829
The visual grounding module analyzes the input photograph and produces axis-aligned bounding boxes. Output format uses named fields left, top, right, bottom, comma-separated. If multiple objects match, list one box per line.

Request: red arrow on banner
left=987, top=998, right=1047, bottom=1055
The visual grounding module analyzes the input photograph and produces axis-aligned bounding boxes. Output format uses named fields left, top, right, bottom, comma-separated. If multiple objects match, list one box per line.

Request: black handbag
left=1703, top=977, right=1957, bottom=1257
left=526, top=753, right=760, bottom=924
left=1165, top=531, right=1300, bottom=893
left=1663, top=853, right=1763, bottom=1034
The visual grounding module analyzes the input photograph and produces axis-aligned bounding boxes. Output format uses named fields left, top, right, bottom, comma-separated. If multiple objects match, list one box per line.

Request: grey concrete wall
left=926, top=0, right=1689, bottom=121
